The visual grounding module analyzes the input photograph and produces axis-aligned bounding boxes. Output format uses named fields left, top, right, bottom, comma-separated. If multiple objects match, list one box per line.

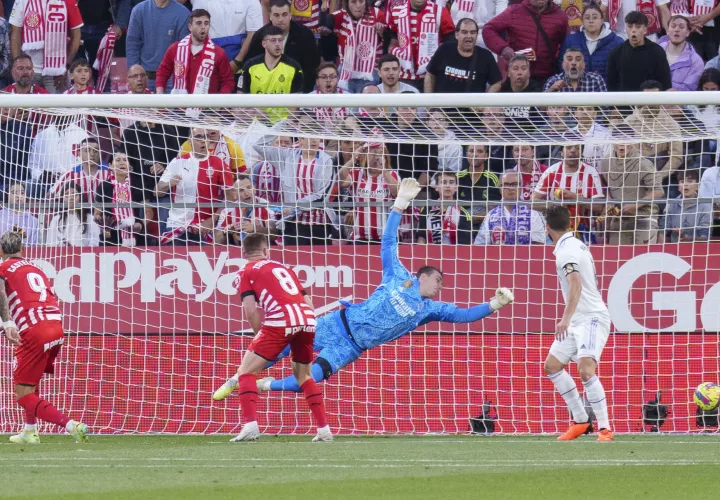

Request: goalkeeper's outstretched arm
left=427, top=288, right=515, bottom=325
left=381, top=179, right=422, bottom=277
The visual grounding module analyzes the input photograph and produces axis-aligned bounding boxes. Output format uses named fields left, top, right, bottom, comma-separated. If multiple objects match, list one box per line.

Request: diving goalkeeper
left=213, top=179, right=514, bottom=398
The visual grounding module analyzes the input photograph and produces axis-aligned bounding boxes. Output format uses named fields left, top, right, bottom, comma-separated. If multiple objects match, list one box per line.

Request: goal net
left=0, top=92, right=719, bottom=435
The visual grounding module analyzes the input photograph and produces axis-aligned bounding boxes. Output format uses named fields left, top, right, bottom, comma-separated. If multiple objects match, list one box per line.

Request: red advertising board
left=0, top=244, right=718, bottom=434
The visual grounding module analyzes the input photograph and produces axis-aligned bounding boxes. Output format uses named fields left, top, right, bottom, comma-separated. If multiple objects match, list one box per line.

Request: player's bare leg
left=12, top=383, right=88, bottom=444
left=544, top=354, right=593, bottom=441
left=293, top=361, right=332, bottom=442
left=230, top=351, right=268, bottom=442
left=578, top=357, right=613, bottom=442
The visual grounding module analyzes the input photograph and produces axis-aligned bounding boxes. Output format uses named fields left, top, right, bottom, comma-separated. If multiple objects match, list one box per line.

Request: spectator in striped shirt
left=338, top=141, right=399, bottom=244
left=310, top=63, right=347, bottom=126
left=253, top=114, right=337, bottom=246
left=48, top=137, right=111, bottom=203
left=213, top=174, right=278, bottom=246
left=63, top=58, right=98, bottom=94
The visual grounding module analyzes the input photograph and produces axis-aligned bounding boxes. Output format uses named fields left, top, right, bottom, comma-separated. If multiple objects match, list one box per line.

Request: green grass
left=0, top=434, right=717, bottom=499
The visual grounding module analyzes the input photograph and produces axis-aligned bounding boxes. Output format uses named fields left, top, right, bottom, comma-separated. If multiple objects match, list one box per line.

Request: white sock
left=65, top=420, right=75, bottom=432
left=24, top=424, right=36, bottom=432
left=548, top=370, right=589, bottom=423
left=317, top=425, right=331, bottom=434
left=583, top=375, right=610, bottom=430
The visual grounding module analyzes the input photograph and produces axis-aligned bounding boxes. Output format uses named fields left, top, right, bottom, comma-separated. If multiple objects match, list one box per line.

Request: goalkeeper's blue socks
left=269, top=363, right=325, bottom=392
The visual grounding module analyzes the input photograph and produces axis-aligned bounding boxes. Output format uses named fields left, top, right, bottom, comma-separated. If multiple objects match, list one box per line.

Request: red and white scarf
left=670, top=0, right=715, bottom=22
left=172, top=35, right=217, bottom=94
left=22, top=0, right=69, bottom=76
left=112, top=177, right=136, bottom=247
left=338, top=9, right=379, bottom=87
left=608, top=0, right=661, bottom=33
left=93, top=28, right=117, bottom=93
left=450, top=0, right=475, bottom=21
left=390, top=0, right=441, bottom=76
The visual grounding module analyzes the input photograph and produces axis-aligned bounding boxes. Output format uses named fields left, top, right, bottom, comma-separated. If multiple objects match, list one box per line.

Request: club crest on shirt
left=279, top=74, right=286, bottom=83
left=403, top=280, right=412, bottom=289
left=206, top=166, right=214, bottom=177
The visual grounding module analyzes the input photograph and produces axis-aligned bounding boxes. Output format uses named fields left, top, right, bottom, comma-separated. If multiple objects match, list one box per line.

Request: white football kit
left=549, top=232, right=611, bottom=364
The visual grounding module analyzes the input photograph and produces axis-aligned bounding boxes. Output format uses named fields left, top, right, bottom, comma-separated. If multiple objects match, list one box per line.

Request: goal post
left=0, top=92, right=719, bottom=435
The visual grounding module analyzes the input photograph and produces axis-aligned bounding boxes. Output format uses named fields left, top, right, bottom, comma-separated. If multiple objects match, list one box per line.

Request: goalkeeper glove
left=393, top=178, right=421, bottom=211
left=489, top=287, right=514, bottom=311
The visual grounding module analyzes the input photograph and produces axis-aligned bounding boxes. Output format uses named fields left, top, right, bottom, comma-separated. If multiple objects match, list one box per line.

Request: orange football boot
left=597, top=429, right=614, bottom=442
left=557, top=421, right=593, bottom=441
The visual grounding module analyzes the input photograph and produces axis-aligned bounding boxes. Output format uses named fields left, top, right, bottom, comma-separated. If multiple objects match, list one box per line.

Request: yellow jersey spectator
left=180, top=130, right=247, bottom=173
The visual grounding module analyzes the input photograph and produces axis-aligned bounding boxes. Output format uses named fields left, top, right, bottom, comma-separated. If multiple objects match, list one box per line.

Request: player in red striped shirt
left=0, top=232, right=88, bottom=445
left=221, top=232, right=331, bottom=442
left=48, top=137, right=112, bottom=202
left=213, top=174, right=278, bottom=245
left=338, top=142, right=399, bottom=243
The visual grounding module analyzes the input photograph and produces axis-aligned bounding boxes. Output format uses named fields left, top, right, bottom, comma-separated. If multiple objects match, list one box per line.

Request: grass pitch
left=0, top=434, right=717, bottom=499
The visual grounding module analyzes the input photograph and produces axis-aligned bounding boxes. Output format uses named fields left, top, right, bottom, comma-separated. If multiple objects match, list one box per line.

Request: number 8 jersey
left=235, top=259, right=316, bottom=329
left=0, top=258, right=62, bottom=332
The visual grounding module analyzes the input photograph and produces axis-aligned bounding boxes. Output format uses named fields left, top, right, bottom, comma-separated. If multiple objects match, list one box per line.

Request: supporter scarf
left=93, top=28, right=117, bottom=93
left=22, top=0, right=68, bottom=76
left=670, top=0, right=715, bottom=19
left=608, top=0, right=660, bottom=33
left=338, top=9, right=379, bottom=86
left=172, top=35, right=217, bottom=94
left=390, top=0, right=440, bottom=75
left=486, top=205, right=532, bottom=245
left=453, top=0, right=475, bottom=19
left=112, top=177, right=135, bottom=247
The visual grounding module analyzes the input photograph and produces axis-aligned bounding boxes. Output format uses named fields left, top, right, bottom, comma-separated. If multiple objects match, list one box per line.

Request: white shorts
left=549, top=315, right=611, bottom=365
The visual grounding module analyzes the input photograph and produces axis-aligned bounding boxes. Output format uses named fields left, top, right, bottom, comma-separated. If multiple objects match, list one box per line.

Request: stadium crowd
left=0, top=0, right=719, bottom=246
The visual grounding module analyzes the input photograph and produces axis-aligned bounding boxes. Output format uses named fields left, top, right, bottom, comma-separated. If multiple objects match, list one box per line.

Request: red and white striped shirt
left=309, top=88, right=347, bottom=122
left=0, top=258, right=62, bottom=334
left=236, top=259, right=316, bottom=329
left=216, top=196, right=274, bottom=232
left=296, top=158, right=327, bottom=225
left=534, top=161, right=604, bottom=201
left=255, top=162, right=282, bottom=203
left=291, top=0, right=321, bottom=32
left=511, top=161, right=548, bottom=201
left=49, top=164, right=113, bottom=202
left=63, top=86, right=100, bottom=95
left=348, top=168, right=399, bottom=241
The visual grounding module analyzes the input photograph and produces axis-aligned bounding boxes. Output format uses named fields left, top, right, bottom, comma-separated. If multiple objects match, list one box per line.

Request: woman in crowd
left=0, top=182, right=39, bottom=245
left=46, top=183, right=100, bottom=247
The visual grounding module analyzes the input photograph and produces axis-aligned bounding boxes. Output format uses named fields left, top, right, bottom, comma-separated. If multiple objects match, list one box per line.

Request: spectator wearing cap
left=543, top=47, right=607, bottom=92
left=598, top=140, right=664, bottom=244
left=155, top=9, right=234, bottom=94
left=657, top=15, right=704, bottom=91
left=192, top=0, right=263, bottom=67
left=9, top=0, right=83, bottom=93
left=246, top=0, right=319, bottom=93
left=664, top=169, right=711, bottom=242
left=332, top=0, right=384, bottom=93
left=425, top=18, right=502, bottom=94
left=483, top=0, right=568, bottom=88
left=558, top=4, right=622, bottom=84
left=126, top=0, right=189, bottom=92
left=385, top=0, right=456, bottom=92
left=606, top=11, right=672, bottom=92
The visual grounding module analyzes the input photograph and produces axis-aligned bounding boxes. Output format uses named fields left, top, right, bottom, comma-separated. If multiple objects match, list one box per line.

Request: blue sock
left=269, top=363, right=326, bottom=392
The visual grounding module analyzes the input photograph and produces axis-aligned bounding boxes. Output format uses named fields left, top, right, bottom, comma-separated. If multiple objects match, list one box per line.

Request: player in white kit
left=543, top=206, right=614, bottom=442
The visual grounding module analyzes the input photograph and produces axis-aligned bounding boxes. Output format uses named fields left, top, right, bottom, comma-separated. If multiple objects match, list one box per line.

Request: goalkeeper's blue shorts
left=265, top=310, right=364, bottom=374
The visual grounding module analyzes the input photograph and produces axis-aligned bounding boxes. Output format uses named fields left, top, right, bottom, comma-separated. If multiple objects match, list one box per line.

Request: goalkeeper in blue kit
left=213, top=179, right=515, bottom=399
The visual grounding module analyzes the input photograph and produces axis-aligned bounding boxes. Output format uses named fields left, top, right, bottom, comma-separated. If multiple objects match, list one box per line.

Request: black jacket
left=246, top=21, right=320, bottom=93
left=606, top=39, right=672, bottom=92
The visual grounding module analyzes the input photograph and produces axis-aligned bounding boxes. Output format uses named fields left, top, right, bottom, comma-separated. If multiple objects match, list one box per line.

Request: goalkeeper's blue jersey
left=343, top=211, right=492, bottom=350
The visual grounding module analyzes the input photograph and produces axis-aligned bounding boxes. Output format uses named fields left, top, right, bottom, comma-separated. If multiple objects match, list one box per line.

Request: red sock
left=18, top=393, right=70, bottom=429
left=238, top=374, right=258, bottom=424
left=301, top=379, right=328, bottom=429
